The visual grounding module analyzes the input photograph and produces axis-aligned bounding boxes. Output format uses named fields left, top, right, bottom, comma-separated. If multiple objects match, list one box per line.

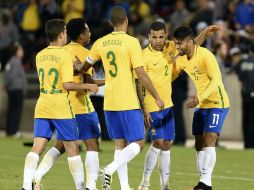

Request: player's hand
left=88, top=84, right=99, bottom=94
left=144, top=112, right=153, bottom=129
left=205, top=25, right=222, bottom=36
left=155, top=98, right=164, bottom=111
left=186, top=95, right=199, bottom=108
left=74, top=55, right=84, bottom=71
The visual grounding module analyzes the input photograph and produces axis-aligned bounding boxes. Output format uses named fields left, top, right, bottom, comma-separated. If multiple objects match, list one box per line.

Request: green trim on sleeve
left=218, top=86, right=224, bottom=108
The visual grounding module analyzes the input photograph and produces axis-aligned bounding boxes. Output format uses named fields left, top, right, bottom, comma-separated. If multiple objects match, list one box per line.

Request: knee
left=85, top=139, right=99, bottom=151
left=195, top=141, right=203, bottom=151
left=136, top=139, right=145, bottom=150
left=161, top=141, right=172, bottom=151
left=31, top=144, right=47, bottom=155
left=55, top=144, right=65, bottom=154
left=153, top=141, right=164, bottom=149
left=204, top=133, right=218, bottom=147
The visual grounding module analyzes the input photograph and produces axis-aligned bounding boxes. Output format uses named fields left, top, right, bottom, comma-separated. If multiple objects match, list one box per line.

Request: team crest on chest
left=151, top=128, right=156, bottom=136
left=194, top=66, right=199, bottom=73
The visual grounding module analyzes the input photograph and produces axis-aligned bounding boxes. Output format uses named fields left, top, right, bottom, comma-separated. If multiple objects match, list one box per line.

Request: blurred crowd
left=0, top=0, right=254, bottom=148
left=0, top=0, right=254, bottom=70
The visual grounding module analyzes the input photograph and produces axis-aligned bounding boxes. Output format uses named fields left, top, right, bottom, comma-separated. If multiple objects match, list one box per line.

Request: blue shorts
left=192, top=108, right=229, bottom=135
left=34, top=118, right=79, bottom=141
left=104, top=109, right=144, bottom=143
left=76, top=112, right=101, bottom=140
left=148, top=107, right=175, bottom=141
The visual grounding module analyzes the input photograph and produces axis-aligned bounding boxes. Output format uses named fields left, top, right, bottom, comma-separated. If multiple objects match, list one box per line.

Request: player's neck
left=50, top=41, right=63, bottom=47
left=187, top=44, right=195, bottom=60
left=113, top=25, right=127, bottom=33
left=74, top=39, right=84, bottom=46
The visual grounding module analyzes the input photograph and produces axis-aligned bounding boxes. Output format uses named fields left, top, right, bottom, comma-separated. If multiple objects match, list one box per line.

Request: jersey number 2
left=107, top=51, right=118, bottom=77
left=38, top=68, right=62, bottom=94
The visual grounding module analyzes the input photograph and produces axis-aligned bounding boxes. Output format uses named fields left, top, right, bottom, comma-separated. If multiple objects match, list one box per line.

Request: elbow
left=63, top=83, right=71, bottom=91
left=137, top=71, right=146, bottom=82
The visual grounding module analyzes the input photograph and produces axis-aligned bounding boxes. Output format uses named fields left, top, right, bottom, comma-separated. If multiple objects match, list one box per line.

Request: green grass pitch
left=0, top=137, right=254, bottom=190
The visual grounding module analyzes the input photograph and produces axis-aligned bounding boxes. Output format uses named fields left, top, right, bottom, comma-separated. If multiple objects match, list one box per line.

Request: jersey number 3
left=107, top=51, right=118, bottom=77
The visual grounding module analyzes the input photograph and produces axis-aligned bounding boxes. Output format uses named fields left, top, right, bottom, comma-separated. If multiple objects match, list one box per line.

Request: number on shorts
left=212, top=114, right=219, bottom=125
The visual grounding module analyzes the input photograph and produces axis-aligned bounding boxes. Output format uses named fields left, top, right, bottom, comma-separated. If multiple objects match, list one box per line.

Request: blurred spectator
left=169, top=0, right=189, bottom=31
left=172, top=73, right=188, bottom=145
left=61, top=0, right=85, bottom=23
left=231, top=47, right=254, bottom=148
left=90, top=62, right=109, bottom=140
left=3, top=42, right=27, bottom=137
left=17, top=0, right=41, bottom=34
left=0, top=10, right=20, bottom=70
left=38, top=0, right=61, bottom=26
left=224, top=0, right=238, bottom=30
left=153, top=0, right=174, bottom=19
left=214, top=41, right=229, bottom=81
left=190, top=0, right=214, bottom=34
left=213, top=0, right=229, bottom=20
left=129, top=0, right=152, bottom=36
left=235, top=0, right=254, bottom=30
left=85, top=0, right=104, bottom=25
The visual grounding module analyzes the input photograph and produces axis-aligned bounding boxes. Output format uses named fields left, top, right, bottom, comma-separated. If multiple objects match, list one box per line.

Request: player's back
left=90, top=31, right=144, bottom=111
left=35, top=46, right=74, bottom=119
left=64, top=42, right=94, bottom=114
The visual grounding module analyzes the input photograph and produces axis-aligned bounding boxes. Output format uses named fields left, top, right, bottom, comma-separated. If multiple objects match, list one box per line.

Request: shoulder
left=197, top=46, right=214, bottom=58
left=123, top=33, right=140, bottom=44
left=142, top=45, right=150, bottom=54
left=36, top=48, right=45, bottom=59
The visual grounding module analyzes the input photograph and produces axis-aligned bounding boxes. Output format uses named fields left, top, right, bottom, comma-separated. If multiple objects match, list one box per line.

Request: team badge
left=151, top=128, right=156, bottom=136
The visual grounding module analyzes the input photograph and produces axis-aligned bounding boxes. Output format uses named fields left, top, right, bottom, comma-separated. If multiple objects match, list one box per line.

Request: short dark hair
left=45, top=19, right=65, bottom=42
left=149, top=22, right=166, bottom=33
left=66, top=18, right=87, bottom=41
left=110, top=6, right=127, bottom=26
left=9, top=42, right=21, bottom=56
left=173, top=26, right=194, bottom=41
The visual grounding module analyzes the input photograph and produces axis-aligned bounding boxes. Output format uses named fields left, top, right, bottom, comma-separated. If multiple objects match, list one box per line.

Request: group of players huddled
left=21, top=5, right=229, bottom=190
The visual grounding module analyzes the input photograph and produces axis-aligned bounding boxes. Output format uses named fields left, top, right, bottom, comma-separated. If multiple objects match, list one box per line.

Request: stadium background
left=0, top=0, right=254, bottom=146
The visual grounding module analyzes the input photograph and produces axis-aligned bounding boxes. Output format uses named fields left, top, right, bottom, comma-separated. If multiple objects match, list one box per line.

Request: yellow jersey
left=143, top=41, right=176, bottom=112
left=174, top=45, right=230, bottom=108
left=87, top=31, right=144, bottom=111
left=63, top=42, right=95, bottom=114
left=34, top=46, right=74, bottom=119
left=21, top=4, right=40, bottom=31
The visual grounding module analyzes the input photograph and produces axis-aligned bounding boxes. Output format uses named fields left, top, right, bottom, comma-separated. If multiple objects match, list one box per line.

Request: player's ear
left=59, top=32, right=62, bottom=40
left=148, top=33, right=151, bottom=41
left=109, top=20, right=113, bottom=27
left=125, top=17, right=128, bottom=25
left=79, top=33, right=84, bottom=40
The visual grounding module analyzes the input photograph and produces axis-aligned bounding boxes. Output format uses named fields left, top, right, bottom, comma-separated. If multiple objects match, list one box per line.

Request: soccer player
left=173, top=26, right=230, bottom=190
left=75, top=6, right=164, bottom=190
left=138, top=22, right=221, bottom=190
left=138, top=22, right=176, bottom=190
left=21, top=19, right=98, bottom=190
left=33, top=18, right=102, bottom=190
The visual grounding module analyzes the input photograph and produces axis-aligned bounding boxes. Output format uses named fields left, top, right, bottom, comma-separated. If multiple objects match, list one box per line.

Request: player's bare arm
left=186, top=95, right=199, bottom=108
left=194, top=25, right=221, bottom=46
left=83, top=73, right=105, bottom=87
left=135, top=79, right=153, bottom=128
left=135, top=66, right=164, bottom=111
left=135, top=79, right=145, bottom=112
left=74, top=55, right=92, bottom=73
left=63, top=82, right=99, bottom=94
